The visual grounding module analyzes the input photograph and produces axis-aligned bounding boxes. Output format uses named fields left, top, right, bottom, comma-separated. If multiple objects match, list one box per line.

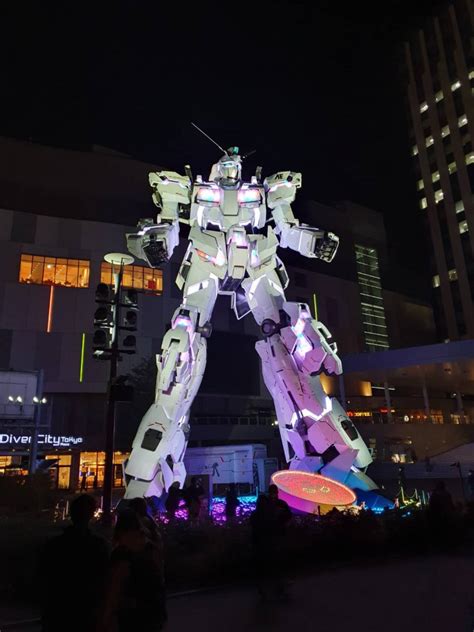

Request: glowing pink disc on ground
left=271, top=470, right=356, bottom=513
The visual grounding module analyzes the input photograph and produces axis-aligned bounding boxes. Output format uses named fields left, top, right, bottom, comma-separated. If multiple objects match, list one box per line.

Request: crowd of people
left=38, top=481, right=291, bottom=631
left=38, top=475, right=467, bottom=631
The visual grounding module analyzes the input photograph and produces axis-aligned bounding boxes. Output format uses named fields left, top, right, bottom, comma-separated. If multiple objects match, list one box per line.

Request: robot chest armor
left=192, top=184, right=266, bottom=230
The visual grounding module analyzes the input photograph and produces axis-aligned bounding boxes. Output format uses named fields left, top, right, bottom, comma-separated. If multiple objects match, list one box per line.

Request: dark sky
left=0, top=0, right=450, bottom=295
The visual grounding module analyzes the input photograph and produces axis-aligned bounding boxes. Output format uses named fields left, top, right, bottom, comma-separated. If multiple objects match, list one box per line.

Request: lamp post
left=29, top=369, right=45, bottom=474
left=100, top=253, right=134, bottom=525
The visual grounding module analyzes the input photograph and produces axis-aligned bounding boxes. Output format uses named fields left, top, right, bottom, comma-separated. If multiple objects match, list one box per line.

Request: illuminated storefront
left=0, top=430, right=130, bottom=490
left=78, top=451, right=127, bottom=490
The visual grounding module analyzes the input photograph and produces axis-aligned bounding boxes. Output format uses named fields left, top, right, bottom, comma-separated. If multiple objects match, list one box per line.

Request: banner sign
left=0, top=433, right=83, bottom=448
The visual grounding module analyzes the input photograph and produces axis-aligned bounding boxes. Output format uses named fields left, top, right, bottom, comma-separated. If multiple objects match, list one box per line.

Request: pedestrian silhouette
left=101, top=509, right=166, bottom=631
left=225, top=483, right=239, bottom=520
left=40, top=494, right=109, bottom=632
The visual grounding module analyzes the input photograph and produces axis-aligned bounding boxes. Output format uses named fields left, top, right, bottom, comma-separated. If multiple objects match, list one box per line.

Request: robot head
left=211, top=148, right=242, bottom=188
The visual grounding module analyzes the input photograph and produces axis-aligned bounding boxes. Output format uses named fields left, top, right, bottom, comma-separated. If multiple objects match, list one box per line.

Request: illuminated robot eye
left=196, top=187, right=221, bottom=204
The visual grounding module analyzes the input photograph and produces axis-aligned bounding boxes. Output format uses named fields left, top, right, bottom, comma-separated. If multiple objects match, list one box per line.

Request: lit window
left=432, top=171, right=440, bottom=183
left=448, top=268, right=458, bottom=281
left=19, top=254, right=90, bottom=288
left=435, top=190, right=444, bottom=203
left=100, top=262, right=163, bottom=293
left=451, top=80, right=461, bottom=91
left=459, top=220, right=469, bottom=234
left=420, top=102, right=428, bottom=113
left=441, top=125, right=450, bottom=138
left=420, top=197, right=428, bottom=210
left=435, top=90, right=444, bottom=102
left=466, top=152, right=474, bottom=165
left=417, top=179, right=424, bottom=191
left=469, top=70, right=474, bottom=80
left=448, top=162, right=457, bottom=175
left=458, top=114, right=468, bottom=127
left=432, top=275, right=440, bottom=288
left=455, top=200, right=465, bottom=213
left=411, top=145, right=419, bottom=156
left=426, top=135, right=434, bottom=147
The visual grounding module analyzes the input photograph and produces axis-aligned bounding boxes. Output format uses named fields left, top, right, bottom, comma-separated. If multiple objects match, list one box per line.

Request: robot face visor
left=218, top=160, right=241, bottom=183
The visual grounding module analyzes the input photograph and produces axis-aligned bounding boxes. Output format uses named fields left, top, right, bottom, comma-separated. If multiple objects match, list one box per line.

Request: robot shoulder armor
left=264, top=171, right=302, bottom=190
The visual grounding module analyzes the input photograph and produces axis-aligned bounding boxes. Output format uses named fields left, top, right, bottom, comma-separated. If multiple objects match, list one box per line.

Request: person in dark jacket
left=100, top=509, right=166, bottom=632
left=40, top=494, right=109, bottom=632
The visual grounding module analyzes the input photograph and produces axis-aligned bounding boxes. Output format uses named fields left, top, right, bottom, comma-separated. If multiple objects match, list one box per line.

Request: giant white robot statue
left=124, top=139, right=383, bottom=506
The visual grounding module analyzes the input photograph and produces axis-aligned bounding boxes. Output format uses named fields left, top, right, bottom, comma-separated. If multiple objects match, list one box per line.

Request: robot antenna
left=191, top=122, right=228, bottom=155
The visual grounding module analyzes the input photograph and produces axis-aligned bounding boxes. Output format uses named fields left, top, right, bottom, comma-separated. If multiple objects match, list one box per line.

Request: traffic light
left=93, top=283, right=115, bottom=357
left=118, top=288, right=138, bottom=355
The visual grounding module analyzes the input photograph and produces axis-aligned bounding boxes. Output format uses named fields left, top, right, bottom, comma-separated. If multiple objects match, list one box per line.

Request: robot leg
left=247, top=274, right=374, bottom=491
left=125, top=274, right=217, bottom=499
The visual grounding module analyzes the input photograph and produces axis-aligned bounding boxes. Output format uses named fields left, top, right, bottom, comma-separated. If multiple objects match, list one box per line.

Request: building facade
left=404, top=0, right=474, bottom=340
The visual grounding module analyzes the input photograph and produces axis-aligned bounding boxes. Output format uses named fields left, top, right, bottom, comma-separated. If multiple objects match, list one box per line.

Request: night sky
left=0, top=1, right=451, bottom=294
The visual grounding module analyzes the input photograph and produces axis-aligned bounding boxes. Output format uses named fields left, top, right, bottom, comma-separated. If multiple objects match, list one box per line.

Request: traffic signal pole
left=93, top=253, right=136, bottom=525
left=101, top=264, right=122, bottom=525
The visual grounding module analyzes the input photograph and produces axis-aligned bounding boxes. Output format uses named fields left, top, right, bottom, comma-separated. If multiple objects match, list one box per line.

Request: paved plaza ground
left=2, top=554, right=474, bottom=631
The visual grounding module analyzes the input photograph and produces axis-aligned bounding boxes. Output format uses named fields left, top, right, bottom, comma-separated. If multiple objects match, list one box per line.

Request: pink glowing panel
left=238, top=188, right=261, bottom=204
left=196, top=187, right=221, bottom=204
left=271, top=470, right=356, bottom=514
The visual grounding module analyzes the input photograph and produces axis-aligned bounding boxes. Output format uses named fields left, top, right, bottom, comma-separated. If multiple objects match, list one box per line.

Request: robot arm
left=264, top=171, right=339, bottom=263
left=126, top=171, right=191, bottom=267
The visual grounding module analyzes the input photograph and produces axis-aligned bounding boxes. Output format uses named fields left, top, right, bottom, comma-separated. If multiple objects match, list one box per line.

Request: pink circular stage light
left=271, top=470, right=356, bottom=513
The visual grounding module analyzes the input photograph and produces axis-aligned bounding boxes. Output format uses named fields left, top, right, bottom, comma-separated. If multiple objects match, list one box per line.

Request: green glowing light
left=313, top=293, right=318, bottom=321
left=79, top=333, right=85, bottom=383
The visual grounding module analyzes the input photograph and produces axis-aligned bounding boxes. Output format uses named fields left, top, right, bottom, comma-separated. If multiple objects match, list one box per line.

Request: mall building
left=0, top=136, right=473, bottom=491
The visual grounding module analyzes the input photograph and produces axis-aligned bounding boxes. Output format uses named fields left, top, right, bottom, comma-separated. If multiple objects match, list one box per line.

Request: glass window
left=19, top=254, right=90, bottom=288
left=441, top=125, right=450, bottom=138
left=426, top=136, right=434, bottom=148
left=19, top=254, right=32, bottom=283
left=435, top=90, right=444, bottom=102
left=432, top=274, right=440, bottom=288
left=417, top=179, right=424, bottom=191
left=448, top=268, right=458, bottom=281
left=455, top=200, right=465, bottom=213
left=458, top=114, right=468, bottom=128
left=411, top=145, right=418, bottom=156
left=451, top=80, right=461, bottom=91
left=466, top=152, right=474, bottom=165
left=419, top=102, right=428, bottom=113
left=355, top=245, right=389, bottom=352
left=100, top=262, right=163, bottom=294
left=435, top=190, right=444, bottom=203
left=420, top=197, right=428, bottom=210
left=459, top=220, right=469, bottom=234
left=432, top=171, right=440, bottom=183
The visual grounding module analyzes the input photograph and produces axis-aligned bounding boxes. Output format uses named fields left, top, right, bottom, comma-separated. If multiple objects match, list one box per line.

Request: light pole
left=100, top=253, right=134, bottom=524
left=29, top=369, right=45, bottom=474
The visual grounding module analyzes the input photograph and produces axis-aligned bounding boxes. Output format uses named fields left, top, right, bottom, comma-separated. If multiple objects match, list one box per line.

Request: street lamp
left=33, top=396, right=47, bottom=404
left=100, top=252, right=134, bottom=525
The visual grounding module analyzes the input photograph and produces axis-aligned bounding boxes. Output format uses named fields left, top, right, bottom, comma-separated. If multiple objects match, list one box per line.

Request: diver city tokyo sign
left=0, top=433, right=83, bottom=448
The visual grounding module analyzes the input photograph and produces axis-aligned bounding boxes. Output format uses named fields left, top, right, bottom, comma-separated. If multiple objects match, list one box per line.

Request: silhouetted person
left=428, top=480, right=455, bottom=517
left=101, top=509, right=166, bottom=631
left=165, top=482, right=181, bottom=521
left=251, top=487, right=291, bottom=600
left=468, top=470, right=474, bottom=501
left=40, top=494, right=109, bottom=632
left=225, top=484, right=239, bottom=520
left=250, top=494, right=271, bottom=598
left=93, top=473, right=98, bottom=489
left=128, top=497, right=161, bottom=545
left=80, top=471, right=87, bottom=491
left=185, top=477, right=205, bottom=522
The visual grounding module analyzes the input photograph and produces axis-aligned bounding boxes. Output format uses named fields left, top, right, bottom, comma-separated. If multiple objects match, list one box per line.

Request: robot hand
left=127, top=219, right=179, bottom=268
left=281, top=225, right=339, bottom=262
